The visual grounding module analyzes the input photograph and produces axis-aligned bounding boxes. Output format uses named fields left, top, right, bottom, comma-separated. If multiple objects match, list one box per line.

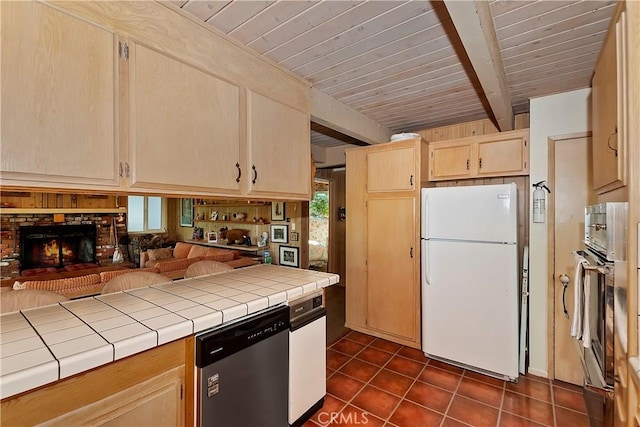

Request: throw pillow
left=147, top=248, right=173, bottom=261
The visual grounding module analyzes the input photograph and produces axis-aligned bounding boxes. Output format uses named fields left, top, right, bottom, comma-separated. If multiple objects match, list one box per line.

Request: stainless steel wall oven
left=572, top=202, right=627, bottom=427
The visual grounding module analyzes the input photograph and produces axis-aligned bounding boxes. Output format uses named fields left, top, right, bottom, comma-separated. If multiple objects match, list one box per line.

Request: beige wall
left=528, top=87, right=592, bottom=377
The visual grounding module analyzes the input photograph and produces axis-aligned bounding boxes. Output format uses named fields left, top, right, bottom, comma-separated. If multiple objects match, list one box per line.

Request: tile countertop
left=0, top=265, right=339, bottom=400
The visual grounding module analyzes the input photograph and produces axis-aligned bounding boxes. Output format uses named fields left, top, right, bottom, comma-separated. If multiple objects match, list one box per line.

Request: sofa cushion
left=186, top=244, right=211, bottom=259
left=14, top=274, right=101, bottom=293
left=99, top=267, right=159, bottom=283
left=152, top=257, right=196, bottom=274
left=173, top=242, right=192, bottom=259
left=147, top=248, right=173, bottom=261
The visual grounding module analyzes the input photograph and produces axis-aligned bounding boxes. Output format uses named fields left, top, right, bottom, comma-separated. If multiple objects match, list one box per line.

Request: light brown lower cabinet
left=0, top=338, right=191, bottom=426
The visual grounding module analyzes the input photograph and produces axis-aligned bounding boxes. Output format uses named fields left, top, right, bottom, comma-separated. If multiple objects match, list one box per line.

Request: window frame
left=127, top=195, right=167, bottom=234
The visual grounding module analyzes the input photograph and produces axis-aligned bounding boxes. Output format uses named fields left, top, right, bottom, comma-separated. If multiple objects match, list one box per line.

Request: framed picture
left=207, top=231, right=218, bottom=243
left=289, top=231, right=299, bottom=242
left=271, top=201, right=285, bottom=221
left=180, top=198, right=193, bottom=227
left=279, top=246, right=299, bottom=268
left=270, top=224, right=288, bottom=243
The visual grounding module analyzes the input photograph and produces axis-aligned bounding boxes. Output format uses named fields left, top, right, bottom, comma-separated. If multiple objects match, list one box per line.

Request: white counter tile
left=0, top=314, right=31, bottom=333
left=302, top=282, right=318, bottom=294
left=114, top=301, right=158, bottom=314
left=0, top=312, right=27, bottom=325
left=33, top=317, right=85, bottom=334
left=214, top=288, right=244, bottom=298
left=1, top=347, right=56, bottom=375
left=284, top=287, right=303, bottom=300
left=206, top=298, right=239, bottom=310
left=0, top=359, right=59, bottom=400
left=21, top=304, right=70, bottom=320
left=0, top=336, right=45, bottom=358
left=154, top=320, right=193, bottom=345
left=245, top=297, right=269, bottom=314
left=61, top=298, right=111, bottom=315
left=266, top=291, right=287, bottom=306
left=99, top=322, right=153, bottom=343
left=127, top=306, right=170, bottom=321
left=190, top=294, right=224, bottom=305
left=187, top=310, right=223, bottom=333
left=72, top=307, right=123, bottom=323
left=163, top=299, right=199, bottom=312
left=90, top=315, right=137, bottom=332
left=0, top=327, right=38, bottom=344
left=111, top=332, right=158, bottom=360
left=41, top=324, right=95, bottom=346
left=140, top=313, right=189, bottom=331
left=48, top=334, right=110, bottom=359
left=58, top=344, right=113, bottom=379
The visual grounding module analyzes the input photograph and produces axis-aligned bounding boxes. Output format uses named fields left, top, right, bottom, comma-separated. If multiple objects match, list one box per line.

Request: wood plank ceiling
left=170, top=0, right=616, bottom=148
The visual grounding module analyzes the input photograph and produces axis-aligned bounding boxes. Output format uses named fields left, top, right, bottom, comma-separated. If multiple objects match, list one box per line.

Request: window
left=127, top=196, right=166, bottom=233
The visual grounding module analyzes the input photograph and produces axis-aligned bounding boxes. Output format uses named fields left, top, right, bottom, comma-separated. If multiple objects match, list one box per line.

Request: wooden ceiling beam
left=443, top=0, right=514, bottom=131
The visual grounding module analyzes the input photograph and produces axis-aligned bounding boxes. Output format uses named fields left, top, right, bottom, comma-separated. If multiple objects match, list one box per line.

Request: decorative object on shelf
left=192, top=227, right=204, bottom=240
left=232, top=212, right=246, bottom=221
left=224, top=228, right=250, bottom=245
left=258, top=232, right=269, bottom=248
left=207, top=231, right=218, bottom=243
left=264, top=250, right=272, bottom=264
left=210, top=211, right=218, bottom=221
left=270, top=225, right=288, bottom=243
left=180, top=198, right=193, bottom=227
left=279, top=246, right=299, bottom=268
left=271, top=202, right=285, bottom=221
left=253, top=216, right=266, bottom=223
left=289, top=232, right=299, bottom=242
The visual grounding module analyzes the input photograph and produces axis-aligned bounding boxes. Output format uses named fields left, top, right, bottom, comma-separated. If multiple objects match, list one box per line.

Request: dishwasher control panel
left=289, top=291, right=323, bottom=321
left=196, top=305, right=289, bottom=367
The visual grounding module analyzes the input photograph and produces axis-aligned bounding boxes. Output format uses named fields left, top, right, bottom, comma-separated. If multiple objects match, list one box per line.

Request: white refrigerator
left=421, top=183, right=519, bottom=380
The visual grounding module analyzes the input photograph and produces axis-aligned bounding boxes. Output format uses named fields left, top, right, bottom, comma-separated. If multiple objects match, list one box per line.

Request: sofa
left=139, top=242, right=258, bottom=279
left=12, top=267, right=162, bottom=298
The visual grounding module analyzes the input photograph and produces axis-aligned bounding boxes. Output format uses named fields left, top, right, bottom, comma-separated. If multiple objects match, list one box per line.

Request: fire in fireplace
left=19, top=224, right=97, bottom=272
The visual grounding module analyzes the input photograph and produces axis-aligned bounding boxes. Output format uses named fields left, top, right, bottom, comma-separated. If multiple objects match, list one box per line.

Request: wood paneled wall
left=0, top=192, right=122, bottom=209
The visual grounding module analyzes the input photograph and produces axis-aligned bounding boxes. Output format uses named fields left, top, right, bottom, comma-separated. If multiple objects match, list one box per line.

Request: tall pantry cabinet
left=345, top=138, right=427, bottom=349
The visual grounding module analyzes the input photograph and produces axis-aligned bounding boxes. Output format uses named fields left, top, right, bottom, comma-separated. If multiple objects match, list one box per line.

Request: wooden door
left=0, top=2, right=120, bottom=189
left=551, top=135, right=593, bottom=385
left=592, top=25, right=623, bottom=193
left=366, top=196, right=417, bottom=342
left=428, top=144, right=472, bottom=180
left=246, top=90, right=311, bottom=199
left=477, top=138, right=526, bottom=176
left=367, top=146, right=416, bottom=192
left=127, top=41, right=241, bottom=195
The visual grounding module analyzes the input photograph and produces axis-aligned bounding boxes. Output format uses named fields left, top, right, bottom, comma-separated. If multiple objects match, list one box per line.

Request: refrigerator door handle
left=422, top=193, right=429, bottom=239
left=421, top=241, right=430, bottom=286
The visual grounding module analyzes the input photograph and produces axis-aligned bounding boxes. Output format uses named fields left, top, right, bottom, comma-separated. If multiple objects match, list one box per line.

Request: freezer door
left=421, top=239, right=519, bottom=379
left=421, top=183, right=517, bottom=243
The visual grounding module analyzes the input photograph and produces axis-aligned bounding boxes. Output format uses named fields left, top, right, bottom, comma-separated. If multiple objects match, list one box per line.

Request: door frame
left=546, top=131, right=591, bottom=379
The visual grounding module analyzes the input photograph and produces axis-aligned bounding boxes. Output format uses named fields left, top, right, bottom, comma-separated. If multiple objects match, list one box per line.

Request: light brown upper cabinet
left=246, top=91, right=311, bottom=199
left=0, top=1, right=121, bottom=190
left=592, top=10, right=627, bottom=194
left=427, top=129, right=529, bottom=181
left=127, top=40, right=242, bottom=195
left=367, top=146, right=416, bottom=192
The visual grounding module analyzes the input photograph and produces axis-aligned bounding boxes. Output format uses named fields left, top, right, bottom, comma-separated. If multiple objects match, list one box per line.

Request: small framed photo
left=289, top=231, right=299, bottom=242
left=207, top=231, right=218, bottom=243
left=271, top=201, right=285, bottom=221
left=271, top=224, right=288, bottom=243
left=180, top=198, right=193, bottom=227
left=279, top=246, right=299, bottom=268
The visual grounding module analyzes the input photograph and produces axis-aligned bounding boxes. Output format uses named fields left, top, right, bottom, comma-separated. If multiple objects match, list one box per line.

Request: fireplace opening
left=19, top=224, right=97, bottom=272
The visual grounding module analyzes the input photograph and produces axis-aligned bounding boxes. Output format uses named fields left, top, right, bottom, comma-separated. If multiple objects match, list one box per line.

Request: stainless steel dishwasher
left=196, top=305, right=289, bottom=427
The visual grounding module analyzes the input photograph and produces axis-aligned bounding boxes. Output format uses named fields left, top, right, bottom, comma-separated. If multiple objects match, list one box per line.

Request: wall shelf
left=194, top=203, right=270, bottom=208
left=194, top=219, right=269, bottom=225
left=0, top=208, right=127, bottom=214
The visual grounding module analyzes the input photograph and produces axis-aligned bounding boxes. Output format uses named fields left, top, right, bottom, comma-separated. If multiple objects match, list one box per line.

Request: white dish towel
left=570, top=255, right=591, bottom=348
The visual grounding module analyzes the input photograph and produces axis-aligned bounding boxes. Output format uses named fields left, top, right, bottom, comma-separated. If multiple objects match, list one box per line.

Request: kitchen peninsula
left=0, top=265, right=339, bottom=425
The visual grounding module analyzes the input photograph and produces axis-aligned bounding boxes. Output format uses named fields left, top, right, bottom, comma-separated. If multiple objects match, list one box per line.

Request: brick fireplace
left=19, top=224, right=97, bottom=272
left=0, top=213, right=126, bottom=280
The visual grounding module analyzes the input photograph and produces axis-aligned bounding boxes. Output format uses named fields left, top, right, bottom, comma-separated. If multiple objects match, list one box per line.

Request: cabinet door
left=127, top=41, right=241, bottom=195
left=592, top=21, right=624, bottom=193
left=0, top=2, right=120, bottom=189
left=41, top=366, right=184, bottom=426
left=367, top=146, right=416, bottom=192
left=477, top=137, right=526, bottom=176
left=428, top=144, right=472, bottom=180
left=366, top=197, right=418, bottom=342
left=247, top=90, right=311, bottom=199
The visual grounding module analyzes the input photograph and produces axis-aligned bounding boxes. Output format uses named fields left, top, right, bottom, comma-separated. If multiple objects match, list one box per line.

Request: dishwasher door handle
left=290, top=308, right=327, bottom=331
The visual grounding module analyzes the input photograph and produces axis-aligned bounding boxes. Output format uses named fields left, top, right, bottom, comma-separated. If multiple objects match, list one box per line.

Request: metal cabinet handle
left=560, top=273, right=570, bottom=319
left=252, top=165, right=257, bottom=184
left=125, top=162, right=130, bottom=178
left=479, top=158, right=483, bottom=169
left=119, top=162, right=123, bottom=177
left=466, top=159, right=469, bottom=170
left=607, top=127, right=618, bottom=157
left=410, top=175, right=414, bottom=186
left=235, top=162, right=241, bottom=183
left=410, top=247, right=414, bottom=258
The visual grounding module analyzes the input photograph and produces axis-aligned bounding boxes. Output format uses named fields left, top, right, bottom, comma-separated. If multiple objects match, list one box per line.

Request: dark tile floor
left=304, top=331, right=589, bottom=427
